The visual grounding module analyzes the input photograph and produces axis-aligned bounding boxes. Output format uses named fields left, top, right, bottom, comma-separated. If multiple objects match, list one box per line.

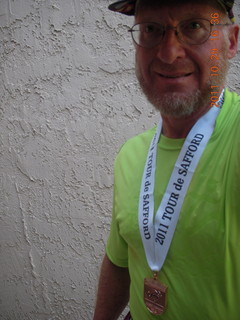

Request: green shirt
left=106, top=89, right=240, bottom=320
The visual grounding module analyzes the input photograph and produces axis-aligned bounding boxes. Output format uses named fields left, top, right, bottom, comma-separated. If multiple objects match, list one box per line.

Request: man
left=93, top=0, right=239, bottom=319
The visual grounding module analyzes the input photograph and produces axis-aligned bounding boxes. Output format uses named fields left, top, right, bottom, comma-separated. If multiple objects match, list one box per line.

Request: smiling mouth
left=159, top=73, right=192, bottom=78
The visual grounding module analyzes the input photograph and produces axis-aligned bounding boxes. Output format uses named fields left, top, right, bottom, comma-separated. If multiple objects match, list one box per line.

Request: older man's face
left=135, top=2, right=238, bottom=117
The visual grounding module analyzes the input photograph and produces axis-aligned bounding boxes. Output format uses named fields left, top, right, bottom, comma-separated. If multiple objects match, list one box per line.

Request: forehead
left=135, top=0, right=223, bottom=11
left=135, top=1, right=224, bottom=23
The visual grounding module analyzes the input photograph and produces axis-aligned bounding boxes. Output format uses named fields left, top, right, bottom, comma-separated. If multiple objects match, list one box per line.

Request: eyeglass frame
left=128, top=18, right=231, bottom=48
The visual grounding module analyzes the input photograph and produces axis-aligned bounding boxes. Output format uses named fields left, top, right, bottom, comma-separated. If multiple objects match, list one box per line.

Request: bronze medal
left=144, top=274, right=168, bottom=315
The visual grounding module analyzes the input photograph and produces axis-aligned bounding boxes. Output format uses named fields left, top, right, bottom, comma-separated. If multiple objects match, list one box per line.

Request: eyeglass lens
left=130, top=19, right=212, bottom=47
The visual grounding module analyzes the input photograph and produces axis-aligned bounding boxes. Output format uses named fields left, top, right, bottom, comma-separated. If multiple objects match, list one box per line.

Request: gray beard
left=136, top=57, right=229, bottom=118
left=141, top=87, right=210, bottom=118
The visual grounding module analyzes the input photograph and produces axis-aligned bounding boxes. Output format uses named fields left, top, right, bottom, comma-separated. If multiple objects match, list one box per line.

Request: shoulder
left=223, top=89, right=240, bottom=117
left=225, top=90, right=240, bottom=136
left=115, top=126, right=156, bottom=167
left=217, top=89, right=240, bottom=161
left=216, top=89, right=240, bottom=134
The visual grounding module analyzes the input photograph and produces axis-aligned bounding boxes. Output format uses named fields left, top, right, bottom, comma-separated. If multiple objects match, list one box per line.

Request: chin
left=152, top=91, right=203, bottom=117
left=144, top=88, right=212, bottom=118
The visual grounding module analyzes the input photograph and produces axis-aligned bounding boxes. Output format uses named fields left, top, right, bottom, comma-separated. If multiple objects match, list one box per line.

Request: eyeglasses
left=128, top=19, right=230, bottom=48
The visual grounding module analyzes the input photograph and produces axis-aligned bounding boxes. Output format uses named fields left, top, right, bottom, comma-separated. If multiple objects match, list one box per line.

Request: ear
left=226, top=24, right=239, bottom=59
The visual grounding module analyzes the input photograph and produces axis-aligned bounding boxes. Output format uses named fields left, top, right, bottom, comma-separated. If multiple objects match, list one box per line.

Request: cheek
left=194, top=53, right=228, bottom=89
left=135, top=52, right=141, bottom=81
left=191, top=49, right=217, bottom=83
left=136, top=48, right=153, bottom=73
left=135, top=50, right=144, bottom=73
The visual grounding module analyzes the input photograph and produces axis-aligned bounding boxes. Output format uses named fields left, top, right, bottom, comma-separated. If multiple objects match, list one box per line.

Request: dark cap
left=108, top=0, right=235, bottom=22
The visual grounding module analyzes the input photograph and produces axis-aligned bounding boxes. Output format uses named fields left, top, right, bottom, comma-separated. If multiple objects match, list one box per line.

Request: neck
left=161, top=105, right=211, bottom=139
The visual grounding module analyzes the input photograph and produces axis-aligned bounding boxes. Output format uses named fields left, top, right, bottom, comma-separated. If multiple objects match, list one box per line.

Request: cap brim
left=217, top=0, right=234, bottom=12
left=108, top=0, right=234, bottom=21
left=108, top=0, right=136, bottom=16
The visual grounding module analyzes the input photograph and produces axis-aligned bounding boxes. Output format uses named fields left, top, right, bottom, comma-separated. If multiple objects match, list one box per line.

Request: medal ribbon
left=138, top=91, right=224, bottom=272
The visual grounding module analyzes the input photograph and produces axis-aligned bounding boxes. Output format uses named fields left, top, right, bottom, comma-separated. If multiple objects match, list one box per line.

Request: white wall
left=0, top=1, right=239, bottom=319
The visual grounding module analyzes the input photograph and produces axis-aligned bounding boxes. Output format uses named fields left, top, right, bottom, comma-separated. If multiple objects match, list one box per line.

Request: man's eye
left=188, top=21, right=202, bottom=30
left=144, top=24, right=157, bottom=33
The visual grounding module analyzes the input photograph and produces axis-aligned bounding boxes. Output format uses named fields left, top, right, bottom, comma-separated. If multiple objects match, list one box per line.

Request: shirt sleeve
left=106, top=157, right=129, bottom=268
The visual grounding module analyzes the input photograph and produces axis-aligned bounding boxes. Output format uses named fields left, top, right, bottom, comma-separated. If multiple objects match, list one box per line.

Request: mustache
left=153, top=62, right=195, bottom=73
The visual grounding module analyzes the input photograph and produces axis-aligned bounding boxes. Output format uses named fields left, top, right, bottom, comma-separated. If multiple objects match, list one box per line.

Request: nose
left=156, top=28, right=186, bottom=64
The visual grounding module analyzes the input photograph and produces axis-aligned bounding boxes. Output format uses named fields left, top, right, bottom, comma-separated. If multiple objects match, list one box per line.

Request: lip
left=158, top=72, right=193, bottom=79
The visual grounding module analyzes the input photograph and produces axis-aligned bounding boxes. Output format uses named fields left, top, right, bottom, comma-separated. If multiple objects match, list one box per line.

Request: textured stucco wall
left=0, top=1, right=239, bottom=319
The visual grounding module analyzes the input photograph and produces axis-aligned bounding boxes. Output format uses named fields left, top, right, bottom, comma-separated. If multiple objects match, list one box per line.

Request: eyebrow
left=136, top=14, right=210, bottom=25
left=182, top=13, right=209, bottom=20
